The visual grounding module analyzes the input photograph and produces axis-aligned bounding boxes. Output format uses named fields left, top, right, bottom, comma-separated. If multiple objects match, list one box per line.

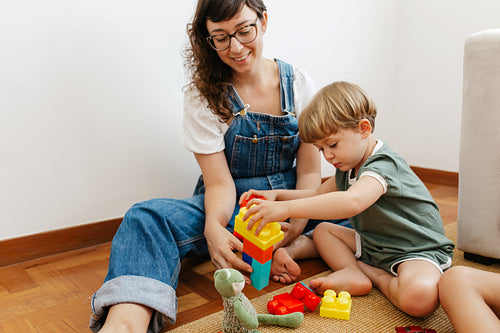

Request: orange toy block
left=243, top=239, right=273, bottom=264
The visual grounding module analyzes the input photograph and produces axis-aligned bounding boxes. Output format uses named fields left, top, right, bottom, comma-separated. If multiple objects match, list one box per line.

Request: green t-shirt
left=335, top=142, right=454, bottom=270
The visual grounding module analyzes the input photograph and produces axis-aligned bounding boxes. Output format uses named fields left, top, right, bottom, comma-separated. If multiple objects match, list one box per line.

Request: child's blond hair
left=299, top=81, right=377, bottom=143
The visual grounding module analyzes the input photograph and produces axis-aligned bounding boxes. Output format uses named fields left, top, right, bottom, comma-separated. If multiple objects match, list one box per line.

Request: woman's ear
left=358, top=119, right=372, bottom=138
left=260, top=11, right=268, bottom=34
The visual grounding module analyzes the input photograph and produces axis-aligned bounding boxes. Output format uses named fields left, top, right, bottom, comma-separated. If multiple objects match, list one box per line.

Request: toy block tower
left=234, top=195, right=283, bottom=290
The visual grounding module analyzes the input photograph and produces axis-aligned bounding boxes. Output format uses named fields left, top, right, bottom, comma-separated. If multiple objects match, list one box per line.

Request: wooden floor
left=0, top=181, right=458, bottom=332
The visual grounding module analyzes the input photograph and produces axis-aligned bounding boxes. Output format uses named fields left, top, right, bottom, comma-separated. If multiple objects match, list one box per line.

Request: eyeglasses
left=206, top=18, right=258, bottom=51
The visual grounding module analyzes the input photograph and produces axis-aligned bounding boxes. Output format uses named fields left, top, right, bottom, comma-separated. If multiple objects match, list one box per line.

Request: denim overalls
left=90, top=60, right=310, bottom=332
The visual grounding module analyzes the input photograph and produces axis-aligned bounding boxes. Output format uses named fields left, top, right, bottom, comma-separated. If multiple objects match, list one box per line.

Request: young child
left=439, top=266, right=500, bottom=332
left=240, top=81, right=455, bottom=317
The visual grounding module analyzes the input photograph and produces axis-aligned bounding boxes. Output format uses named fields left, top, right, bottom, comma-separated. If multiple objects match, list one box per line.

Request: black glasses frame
left=206, top=19, right=258, bottom=51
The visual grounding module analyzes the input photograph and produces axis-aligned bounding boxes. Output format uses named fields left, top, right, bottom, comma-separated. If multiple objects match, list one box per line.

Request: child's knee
left=399, top=282, right=439, bottom=317
left=311, top=222, right=330, bottom=240
left=439, top=266, right=470, bottom=289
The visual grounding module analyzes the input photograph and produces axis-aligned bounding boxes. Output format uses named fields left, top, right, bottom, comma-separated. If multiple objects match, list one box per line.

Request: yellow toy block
left=234, top=206, right=283, bottom=250
left=319, top=290, right=352, bottom=320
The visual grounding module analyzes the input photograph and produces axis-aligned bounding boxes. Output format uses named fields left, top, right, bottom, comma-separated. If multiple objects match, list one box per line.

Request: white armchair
left=457, top=29, right=500, bottom=263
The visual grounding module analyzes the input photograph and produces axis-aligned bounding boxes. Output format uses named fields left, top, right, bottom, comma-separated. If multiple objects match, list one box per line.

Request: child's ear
left=358, top=119, right=372, bottom=138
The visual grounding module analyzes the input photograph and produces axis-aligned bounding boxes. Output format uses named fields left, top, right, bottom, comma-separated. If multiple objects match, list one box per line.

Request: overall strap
left=275, top=58, right=295, bottom=115
left=226, top=86, right=249, bottom=116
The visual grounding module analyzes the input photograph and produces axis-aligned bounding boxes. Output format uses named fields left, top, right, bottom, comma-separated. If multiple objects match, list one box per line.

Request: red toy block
left=290, top=282, right=321, bottom=312
left=233, top=230, right=244, bottom=241
left=240, top=194, right=266, bottom=208
left=395, top=326, right=436, bottom=333
left=243, top=238, right=273, bottom=264
left=267, top=293, right=304, bottom=315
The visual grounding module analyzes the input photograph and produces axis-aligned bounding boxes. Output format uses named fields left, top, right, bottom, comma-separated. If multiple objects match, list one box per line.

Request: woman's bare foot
left=309, top=267, right=372, bottom=296
left=270, top=247, right=301, bottom=284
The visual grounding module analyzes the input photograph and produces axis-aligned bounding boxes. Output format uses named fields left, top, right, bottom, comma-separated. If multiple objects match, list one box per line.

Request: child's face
left=313, top=127, right=369, bottom=172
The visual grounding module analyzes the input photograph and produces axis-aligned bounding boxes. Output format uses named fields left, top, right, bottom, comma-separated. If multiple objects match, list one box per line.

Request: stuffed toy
left=214, top=268, right=304, bottom=333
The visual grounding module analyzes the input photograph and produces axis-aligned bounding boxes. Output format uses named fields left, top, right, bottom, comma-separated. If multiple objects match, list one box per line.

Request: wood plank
left=26, top=298, right=91, bottom=332
left=0, top=316, right=37, bottom=333
left=411, top=166, right=458, bottom=187
left=178, top=270, right=220, bottom=301
left=177, top=292, right=210, bottom=313
left=36, top=321, right=78, bottom=333
left=0, top=218, right=121, bottom=267
left=0, top=266, right=37, bottom=293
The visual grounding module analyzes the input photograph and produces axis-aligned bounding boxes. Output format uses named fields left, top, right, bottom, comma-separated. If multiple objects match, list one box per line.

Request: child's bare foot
left=357, top=260, right=390, bottom=287
left=309, top=267, right=372, bottom=296
left=270, top=247, right=301, bottom=284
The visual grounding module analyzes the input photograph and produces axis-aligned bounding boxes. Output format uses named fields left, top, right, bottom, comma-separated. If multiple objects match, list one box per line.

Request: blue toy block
left=250, top=259, right=272, bottom=290
left=242, top=252, right=253, bottom=266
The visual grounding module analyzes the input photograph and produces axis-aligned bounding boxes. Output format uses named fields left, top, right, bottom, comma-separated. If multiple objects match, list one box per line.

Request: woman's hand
left=204, top=223, right=252, bottom=283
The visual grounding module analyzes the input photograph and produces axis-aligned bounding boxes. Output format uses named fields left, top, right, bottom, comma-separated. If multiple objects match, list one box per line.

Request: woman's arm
left=295, top=142, right=322, bottom=191
left=195, top=152, right=252, bottom=276
left=279, top=142, right=322, bottom=246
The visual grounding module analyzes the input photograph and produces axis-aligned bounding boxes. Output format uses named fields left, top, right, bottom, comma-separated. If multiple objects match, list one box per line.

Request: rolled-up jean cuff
left=89, top=275, right=177, bottom=333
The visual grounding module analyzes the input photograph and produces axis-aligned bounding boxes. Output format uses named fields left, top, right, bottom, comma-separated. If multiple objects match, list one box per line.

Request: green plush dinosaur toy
left=214, top=268, right=304, bottom=333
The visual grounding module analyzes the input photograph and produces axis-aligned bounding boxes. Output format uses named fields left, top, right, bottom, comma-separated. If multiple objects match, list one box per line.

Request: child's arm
left=240, top=175, right=338, bottom=205
left=244, top=175, right=384, bottom=234
left=239, top=188, right=316, bottom=205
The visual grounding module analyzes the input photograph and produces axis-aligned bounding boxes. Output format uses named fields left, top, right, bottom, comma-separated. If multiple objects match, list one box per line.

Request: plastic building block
left=290, top=282, right=322, bottom=312
left=395, top=326, right=436, bottom=333
left=250, top=259, right=272, bottom=290
left=234, top=206, right=283, bottom=250
left=243, top=238, right=273, bottom=264
left=233, top=230, right=244, bottom=241
left=319, top=290, right=352, bottom=320
left=242, top=252, right=253, bottom=266
left=267, top=293, right=304, bottom=315
left=267, top=283, right=321, bottom=315
left=233, top=194, right=284, bottom=290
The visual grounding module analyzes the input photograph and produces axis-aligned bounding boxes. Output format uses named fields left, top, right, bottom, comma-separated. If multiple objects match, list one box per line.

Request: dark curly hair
left=184, top=0, right=267, bottom=122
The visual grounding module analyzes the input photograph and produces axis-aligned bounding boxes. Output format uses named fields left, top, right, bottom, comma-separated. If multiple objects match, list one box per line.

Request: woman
left=90, top=0, right=325, bottom=332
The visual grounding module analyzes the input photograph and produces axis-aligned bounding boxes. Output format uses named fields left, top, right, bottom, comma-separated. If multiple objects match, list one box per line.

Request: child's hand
left=239, top=189, right=277, bottom=206
left=243, top=200, right=291, bottom=235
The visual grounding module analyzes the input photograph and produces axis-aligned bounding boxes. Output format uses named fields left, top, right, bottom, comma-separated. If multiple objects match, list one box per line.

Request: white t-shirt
left=181, top=65, right=316, bottom=154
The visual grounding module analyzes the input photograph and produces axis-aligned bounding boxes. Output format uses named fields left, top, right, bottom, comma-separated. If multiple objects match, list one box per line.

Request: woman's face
left=206, top=5, right=267, bottom=75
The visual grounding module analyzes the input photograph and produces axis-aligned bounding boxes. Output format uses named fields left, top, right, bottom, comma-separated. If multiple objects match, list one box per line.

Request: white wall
left=1, top=0, right=499, bottom=240
left=1, top=0, right=199, bottom=240
left=264, top=0, right=400, bottom=177
left=391, top=0, right=500, bottom=171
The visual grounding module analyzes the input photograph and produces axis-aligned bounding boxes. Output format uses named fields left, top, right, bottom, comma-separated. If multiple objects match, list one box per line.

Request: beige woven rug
left=168, top=223, right=500, bottom=332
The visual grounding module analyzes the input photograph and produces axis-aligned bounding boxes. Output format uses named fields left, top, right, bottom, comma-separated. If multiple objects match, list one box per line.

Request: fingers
left=242, top=202, right=260, bottom=221
left=239, top=190, right=265, bottom=206
left=212, top=244, right=252, bottom=274
left=245, top=197, right=264, bottom=209
left=254, top=216, right=269, bottom=235
left=278, top=221, right=290, bottom=232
